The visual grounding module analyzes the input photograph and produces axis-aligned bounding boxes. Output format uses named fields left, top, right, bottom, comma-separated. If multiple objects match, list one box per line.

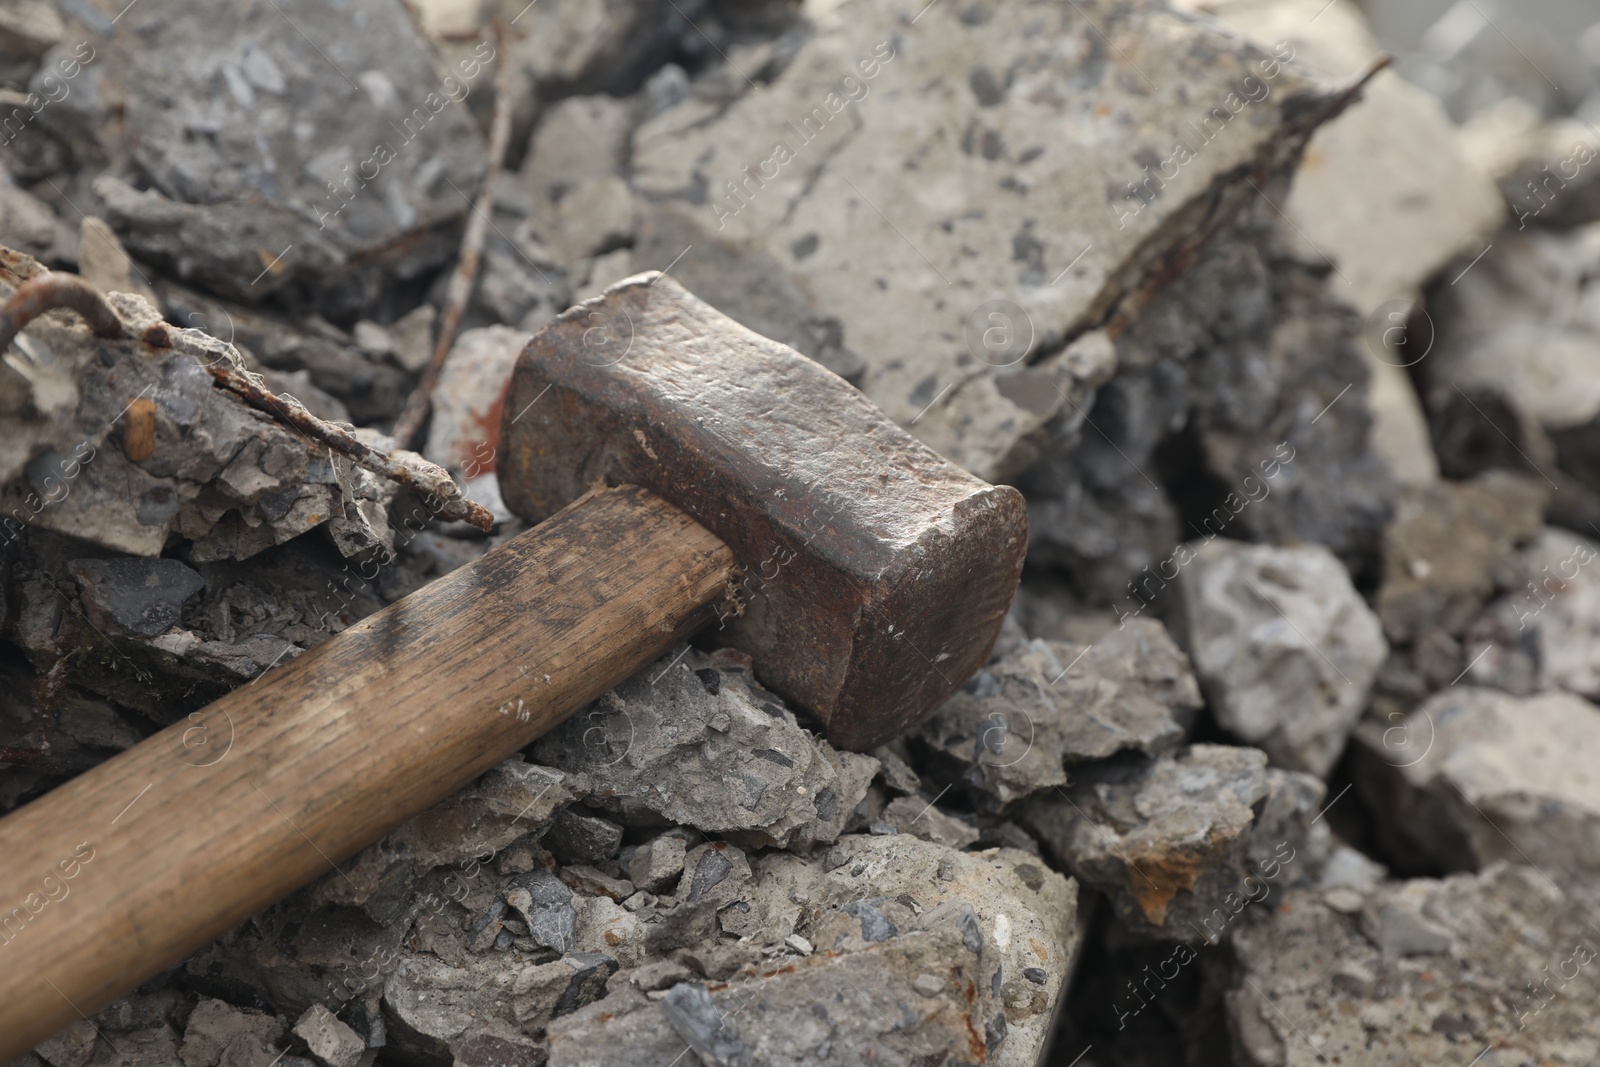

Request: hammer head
left=499, top=273, right=1027, bottom=751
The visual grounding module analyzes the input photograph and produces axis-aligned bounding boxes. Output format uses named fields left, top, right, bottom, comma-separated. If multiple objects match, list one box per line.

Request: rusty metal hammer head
left=499, top=272, right=1027, bottom=751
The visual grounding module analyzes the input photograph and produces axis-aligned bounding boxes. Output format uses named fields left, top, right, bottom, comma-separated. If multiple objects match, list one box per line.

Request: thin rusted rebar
left=0, top=274, right=126, bottom=353
left=0, top=272, right=494, bottom=531
left=390, top=17, right=515, bottom=448
left=199, top=359, right=495, bottom=530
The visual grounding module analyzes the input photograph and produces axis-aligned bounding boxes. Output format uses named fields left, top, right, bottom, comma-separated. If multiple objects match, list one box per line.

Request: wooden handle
left=0, top=484, right=735, bottom=1059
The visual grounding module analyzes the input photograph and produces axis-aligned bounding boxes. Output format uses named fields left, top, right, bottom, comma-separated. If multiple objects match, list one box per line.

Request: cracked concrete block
left=52, top=0, right=489, bottom=313
left=533, top=646, right=879, bottom=850
left=1024, top=744, right=1325, bottom=943
left=1352, top=686, right=1600, bottom=874
left=1176, top=538, right=1387, bottom=776
left=1221, top=863, right=1600, bottom=1066
left=552, top=834, right=1077, bottom=1067
left=918, top=618, right=1201, bottom=810
left=630, top=0, right=1356, bottom=482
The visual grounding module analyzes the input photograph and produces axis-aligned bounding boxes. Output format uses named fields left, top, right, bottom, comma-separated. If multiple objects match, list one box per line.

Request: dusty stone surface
left=1461, top=527, right=1600, bottom=698
left=1375, top=472, right=1548, bottom=645
left=1352, top=687, right=1600, bottom=875
left=630, top=0, right=1348, bottom=482
left=1221, top=862, right=1600, bottom=1066
left=44, top=0, right=489, bottom=315
left=533, top=646, right=880, bottom=850
left=292, top=1003, right=368, bottom=1067
left=1176, top=538, right=1387, bottom=776
left=918, top=619, right=1200, bottom=810
left=1023, top=744, right=1326, bottom=943
left=548, top=833, right=1079, bottom=1067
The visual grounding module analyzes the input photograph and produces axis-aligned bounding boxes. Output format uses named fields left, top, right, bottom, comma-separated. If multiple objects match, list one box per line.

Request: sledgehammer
left=0, top=272, right=1026, bottom=1057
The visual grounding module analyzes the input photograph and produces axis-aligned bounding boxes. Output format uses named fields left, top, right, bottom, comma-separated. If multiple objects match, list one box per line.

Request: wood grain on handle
left=0, top=484, right=736, bottom=1060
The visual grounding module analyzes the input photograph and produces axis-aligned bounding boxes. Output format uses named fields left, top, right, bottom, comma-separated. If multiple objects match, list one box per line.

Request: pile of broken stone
left=3, top=0, right=1600, bottom=1063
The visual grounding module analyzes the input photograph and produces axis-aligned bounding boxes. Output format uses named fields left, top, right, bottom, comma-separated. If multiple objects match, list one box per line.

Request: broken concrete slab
left=1352, top=686, right=1600, bottom=874
left=1023, top=744, right=1326, bottom=943
left=629, top=0, right=1361, bottom=482
left=917, top=619, right=1200, bottom=810
left=533, top=646, right=879, bottom=850
left=550, top=833, right=1079, bottom=1067
left=1175, top=538, right=1387, bottom=776
left=48, top=0, right=491, bottom=314
left=1221, top=862, right=1600, bottom=1066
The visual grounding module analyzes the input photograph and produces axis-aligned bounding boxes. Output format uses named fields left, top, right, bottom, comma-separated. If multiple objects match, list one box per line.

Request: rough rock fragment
left=1021, top=206, right=1394, bottom=602
left=67, top=557, right=205, bottom=638
left=544, top=808, right=623, bottom=866
left=1024, top=745, right=1325, bottom=942
left=314, top=758, right=581, bottom=921
left=1375, top=471, right=1547, bottom=644
left=178, top=997, right=286, bottom=1067
left=513, top=954, right=621, bottom=1036
left=533, top=646, right=879, bottom=849
left=553, top=834, right=1078, bottom=1067
left=630, top=0, right=1355, bottom=482
left=1461, top=527, right=1600, bottom=698
left=621, top=830, right=689, bottom=893
left=1176, top=538, right=1387, bottom=776
left=292, top=1004, right=367, bottom=1067
left=380, top=955, right=523, bottom=1066
left=918, top=619, right=1200, bottom=809
left=1352, top=687, right=1600, bottom=874
left=877, top=794, right=980, bottom=849
left=0, top=280, right=398, bottom=562
left=1221, top=863, right=1600, bottom=1066
left=51, top=0, right=489, bottom=311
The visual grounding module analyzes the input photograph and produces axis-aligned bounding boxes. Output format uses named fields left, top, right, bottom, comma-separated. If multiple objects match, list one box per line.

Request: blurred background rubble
left=3, top=0, right=1600, bottom=1063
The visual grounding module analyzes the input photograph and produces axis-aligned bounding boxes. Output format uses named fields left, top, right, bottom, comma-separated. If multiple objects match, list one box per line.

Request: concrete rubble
left=1221, top=862, right=1600, bottom=1066
left=1352, top=686, right=1600, bottom=875
left=1176, top=538, right=1388, bottom=776
left=3, top=0, right=1600, bottom=1063
left=917, top=618, right=1202, bottom=810
left=1022, top=744, right=1327, bottom=943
